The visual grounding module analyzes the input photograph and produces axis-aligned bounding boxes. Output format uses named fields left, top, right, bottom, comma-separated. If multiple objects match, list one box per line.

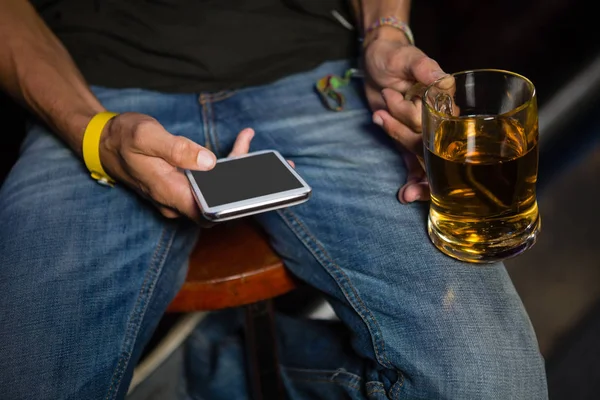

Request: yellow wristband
left=82, top=111, right=119, bottom=187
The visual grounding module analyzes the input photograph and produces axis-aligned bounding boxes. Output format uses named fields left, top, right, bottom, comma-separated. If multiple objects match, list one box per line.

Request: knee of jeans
left=392, top=320, right=548, bottom=399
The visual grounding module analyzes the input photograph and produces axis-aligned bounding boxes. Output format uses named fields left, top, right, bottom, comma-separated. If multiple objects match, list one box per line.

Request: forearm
left=360, top=0, right=410, bottom=27
left=0, top=0, right=105, bottom=158
left=354, top=0, right=412, bottom=44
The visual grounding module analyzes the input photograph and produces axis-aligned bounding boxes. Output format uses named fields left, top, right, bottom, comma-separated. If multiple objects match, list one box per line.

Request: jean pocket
left=283, top=367, right=364, bottom=399
left=282, top=366, right=404, bottom=399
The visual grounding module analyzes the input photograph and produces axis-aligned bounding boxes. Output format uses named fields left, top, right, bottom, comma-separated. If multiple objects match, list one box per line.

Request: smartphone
left=185, top=150, right=312, bottom=222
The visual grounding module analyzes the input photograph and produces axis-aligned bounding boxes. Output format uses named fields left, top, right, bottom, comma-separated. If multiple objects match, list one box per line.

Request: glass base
left=427, top=207, right=541, bottom=264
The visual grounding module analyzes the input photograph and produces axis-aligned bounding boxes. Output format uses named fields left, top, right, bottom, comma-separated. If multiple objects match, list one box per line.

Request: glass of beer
left=422, top=69, right=540, bottom=263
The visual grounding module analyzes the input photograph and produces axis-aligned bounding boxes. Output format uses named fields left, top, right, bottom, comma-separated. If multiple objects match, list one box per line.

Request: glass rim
left=423, top=68, right=536, bottom=121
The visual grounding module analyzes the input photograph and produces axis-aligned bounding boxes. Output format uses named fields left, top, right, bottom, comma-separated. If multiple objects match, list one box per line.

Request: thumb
left=407, top=53, right=447, bottom=86
left=164, top=135, right=216, bottom=171
left=135, top=124, right=217, bottom=171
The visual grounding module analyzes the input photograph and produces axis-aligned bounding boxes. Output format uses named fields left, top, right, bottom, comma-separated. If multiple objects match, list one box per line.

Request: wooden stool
left=167, top=220, right=298, bottom=400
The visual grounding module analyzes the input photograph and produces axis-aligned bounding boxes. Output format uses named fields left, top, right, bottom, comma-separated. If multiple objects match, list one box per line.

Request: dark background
left=2, top=1, right=599, bottom=398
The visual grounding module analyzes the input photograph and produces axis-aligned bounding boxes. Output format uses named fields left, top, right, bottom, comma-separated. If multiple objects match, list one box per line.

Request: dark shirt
left=32, top=0, right=357, bottom=93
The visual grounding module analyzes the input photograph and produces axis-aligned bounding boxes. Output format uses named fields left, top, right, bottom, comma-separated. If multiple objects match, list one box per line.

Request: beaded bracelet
left=365, top=16, right=415, bottom=46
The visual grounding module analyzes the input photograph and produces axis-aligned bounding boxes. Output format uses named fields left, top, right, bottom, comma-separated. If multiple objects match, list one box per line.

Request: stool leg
left=244, top=300, right=286, bottom=400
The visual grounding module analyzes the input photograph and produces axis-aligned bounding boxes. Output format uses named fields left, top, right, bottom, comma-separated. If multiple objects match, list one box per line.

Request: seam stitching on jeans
left=366, top=380, right=391, bottom=397
left=105, top=226, right=177, bottom=399
left=366, top=381, right=386, bottom=390
left=287, top=377, right=360, bottom=391
left=276, top=208, right=394, bottom=370
left=104, top=226, right=166, bottom=399
left=390, top=371, right=405, bottom=399
left=208, top=97, right=221, bottom=156
left=199, top=95, right=210, bottom=150
left=199, top=94, right=221, bottom=156
left=197, top=94, right=208, bottom=149
left=110, top=226, right=177, bottom=398
left=283, top=367, right=363, bottom=386
left=283, top=366, right=363, bottom=380
left=105, top=226, right=166, bottom=399
left=282, top=208, right=392, bottom=368
left=208, top=90, right=237, bottom=102
left=198, top=94, right=213, bottom=153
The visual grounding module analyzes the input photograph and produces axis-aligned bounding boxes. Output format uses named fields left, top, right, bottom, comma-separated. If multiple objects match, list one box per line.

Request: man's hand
left=99, top=112, right=255, bottom=222
left=363, top=27, right=447, bottom=204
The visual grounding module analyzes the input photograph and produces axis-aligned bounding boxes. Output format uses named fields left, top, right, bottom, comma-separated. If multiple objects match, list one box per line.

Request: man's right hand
left=98, top=112, right=254, bottom=222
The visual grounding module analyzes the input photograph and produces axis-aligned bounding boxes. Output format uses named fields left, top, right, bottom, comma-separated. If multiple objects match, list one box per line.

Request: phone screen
left=189, top=152, right=304, bottom=207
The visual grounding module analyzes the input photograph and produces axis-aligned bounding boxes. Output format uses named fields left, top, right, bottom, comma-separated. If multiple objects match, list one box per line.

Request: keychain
left=315, top=68, right=363, bottom=111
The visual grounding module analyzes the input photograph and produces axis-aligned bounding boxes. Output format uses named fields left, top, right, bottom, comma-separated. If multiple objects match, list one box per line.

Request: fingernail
left=373, top=114, right=383, bottom=126
left=197, top=151, right=215, bottom=169
left=432, top=70, right=447, bottom=80
left=398, top=187, right=408, bottom=204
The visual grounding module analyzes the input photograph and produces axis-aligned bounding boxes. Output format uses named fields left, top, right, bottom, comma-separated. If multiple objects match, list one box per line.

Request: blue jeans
left=0, top=60, right=547, bottom=399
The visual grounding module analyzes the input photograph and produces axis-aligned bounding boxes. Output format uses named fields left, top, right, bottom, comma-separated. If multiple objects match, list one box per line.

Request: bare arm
left=0, top=0, right=256, bottom=222
left=353, top=0, right=412, bottom=45
left=0, top=0, right=105, bottom=158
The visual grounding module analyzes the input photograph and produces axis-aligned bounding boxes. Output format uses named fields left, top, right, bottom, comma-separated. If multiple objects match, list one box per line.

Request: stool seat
left=167, top=220, right=298, bottom=312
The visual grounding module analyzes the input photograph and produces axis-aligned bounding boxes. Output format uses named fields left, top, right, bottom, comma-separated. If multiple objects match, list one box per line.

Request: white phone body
left=185, top=150, right=312, bottom=222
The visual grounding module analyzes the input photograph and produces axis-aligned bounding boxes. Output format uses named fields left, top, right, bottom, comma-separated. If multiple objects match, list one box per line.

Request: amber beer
left=422, top=70, right=540, bottom=263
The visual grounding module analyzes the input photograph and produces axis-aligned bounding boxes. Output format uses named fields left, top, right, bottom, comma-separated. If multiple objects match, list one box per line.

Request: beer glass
left=422, top=69, right=540, bottom=263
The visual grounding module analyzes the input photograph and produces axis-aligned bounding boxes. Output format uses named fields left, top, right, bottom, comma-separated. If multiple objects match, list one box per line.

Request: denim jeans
left=0, top=59, right=548, bottom=399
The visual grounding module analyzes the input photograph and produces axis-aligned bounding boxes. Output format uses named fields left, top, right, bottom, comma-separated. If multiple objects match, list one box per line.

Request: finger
left=287, top=160, right=295, bottom=169
left=398, top=181, right=430, bottom=204
left=398, top=152, right=429, bottom=204
left=156, top=205, right=181, bottom=219
left=384, top=46, right=447, bottom=87
left=196, top=215, right=220, bottom=229
left=402, top=151, right=426, bottom=183
left=130, top=121, right=216, bottom=170
left=164, top=170, right=202, bottom=222
left=423, top=74, right=461, bottom=118
left=372, top=109, right=422, bottom=154
left=381, top=88, right=422, bottom=132
left=228, top=128, right=255, bottom=157
left=365, top=82, right=386, bottom=111
left=432, top=74, right=457, bottom=92
left=140, top=165, right=202, bottom=223
left=405, top=51, right=447, bottom=86
left=141, top=188, right=183, bottom=219
left=404, top=82, right=428, bottom=102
